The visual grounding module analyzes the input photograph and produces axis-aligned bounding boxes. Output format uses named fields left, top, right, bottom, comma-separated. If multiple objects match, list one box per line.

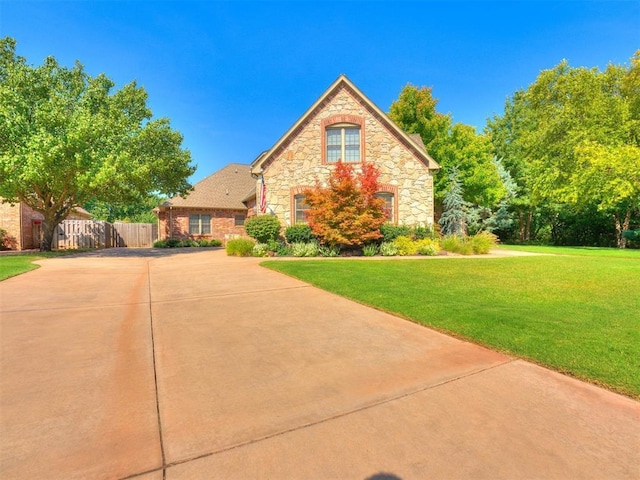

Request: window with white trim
left=189, top=214, right=211, bottom=235
left=326, top=125, right=360, bottom=162
left=294, top=194, right=310, bottom=224
left=374, top=192, right=394, bottom=222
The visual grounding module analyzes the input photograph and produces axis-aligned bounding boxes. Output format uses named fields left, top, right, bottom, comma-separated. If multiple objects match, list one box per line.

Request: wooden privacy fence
left=53, top=220, right=157, bottom=249
left=111, top=222, right=158, bottom=247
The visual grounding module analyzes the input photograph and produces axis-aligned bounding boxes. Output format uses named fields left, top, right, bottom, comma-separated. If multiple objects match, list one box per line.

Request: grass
left=0, top=250, right=87, bottom=281
left=498, top=244, right=640, bottom=259
left=263, top=252, right=640, bottom=399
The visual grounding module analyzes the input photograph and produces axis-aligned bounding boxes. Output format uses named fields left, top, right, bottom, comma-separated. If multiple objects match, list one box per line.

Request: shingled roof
left=161, top=163, right=255, bottom=210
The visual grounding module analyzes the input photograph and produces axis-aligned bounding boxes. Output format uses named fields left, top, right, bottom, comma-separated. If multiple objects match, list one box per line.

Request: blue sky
left=1, top=1, right=638, bottom=183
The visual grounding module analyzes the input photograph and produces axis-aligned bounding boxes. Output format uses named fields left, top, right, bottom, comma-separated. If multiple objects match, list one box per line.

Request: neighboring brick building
left=0, top=201, right=92, bottom=250
left=155, top=75, right=439, bottom=243
left=155, top=164, right=256, bottom=243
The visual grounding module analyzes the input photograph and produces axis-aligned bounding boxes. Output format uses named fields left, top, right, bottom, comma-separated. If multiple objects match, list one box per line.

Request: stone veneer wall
left=260, top=87, right=435, bottom=226
left=157, top=208, right=251, bottom=244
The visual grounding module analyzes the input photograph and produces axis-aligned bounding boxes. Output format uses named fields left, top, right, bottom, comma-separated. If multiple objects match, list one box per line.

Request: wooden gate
left=53, top=220, right=110, bottom=249
left=111, top=222, right=158, bottom=247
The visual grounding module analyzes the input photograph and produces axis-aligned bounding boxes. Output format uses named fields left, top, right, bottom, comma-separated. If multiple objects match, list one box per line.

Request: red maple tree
left=304, top=162, right=387, bottom=248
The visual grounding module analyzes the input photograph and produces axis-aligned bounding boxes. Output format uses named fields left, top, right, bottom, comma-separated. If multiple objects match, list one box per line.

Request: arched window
left=374, top=192, right=394, bottom=223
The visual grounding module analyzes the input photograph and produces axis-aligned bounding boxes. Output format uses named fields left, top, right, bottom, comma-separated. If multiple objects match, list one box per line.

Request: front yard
left=264, top=248, right=640, bottom=399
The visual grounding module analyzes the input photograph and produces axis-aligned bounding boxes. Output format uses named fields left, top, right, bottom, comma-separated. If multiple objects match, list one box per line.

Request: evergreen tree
left=439, top=168, right=467, bottom=236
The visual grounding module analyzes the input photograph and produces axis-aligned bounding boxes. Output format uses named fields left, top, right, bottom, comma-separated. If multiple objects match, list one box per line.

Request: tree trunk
left=40, top=219, right=57, bottom=251
left=40, top=212, right=66, bottom=251
left=614, top=210, right=632, bottom=249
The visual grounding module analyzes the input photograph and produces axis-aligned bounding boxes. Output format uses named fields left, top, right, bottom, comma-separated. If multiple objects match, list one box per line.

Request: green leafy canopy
left=0, top=37, right=195, bottom=249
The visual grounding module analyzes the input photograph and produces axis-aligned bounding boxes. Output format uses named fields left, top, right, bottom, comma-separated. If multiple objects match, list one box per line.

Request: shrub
left=441, top=235, right=478, bottom=255
left=470, top=231, right=498, bottom=254
left=244, top=215, right=281, bottom=243
left=380, top=241, right=399, bottom=256
left=226, top=238, right=255, bottom=256
left=210, top=239, right=222, bottom=247
left=165, top=238, right=182, bottom=248
left=276, top=243, right=292, bottom=256
left=291, top=241, right=319, bottom=257
left=362, top=243, right=378, bottom=256
left=380, top=224, right=412, bottom=242
left=413, top=224, right=437, bottom=240
left=252, top=243, right=269, bottom=257
left=393, top=235, right=418, bottom=256
left=441, top=235, right=465, bottom=254
left=285, top=224, right=315, bottom=244
left=180, top=238, right=198, bottom=247
left=318, top=245, right=340, bottom=257
left=416, top=238, right=440, bottom=256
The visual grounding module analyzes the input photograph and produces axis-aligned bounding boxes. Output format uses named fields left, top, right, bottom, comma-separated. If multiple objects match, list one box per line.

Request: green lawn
left=0, top=255, right=45, bottom=281
left=264, top=253, right=640, bottom=399
left=498, top=244, right=640, bottom=259
left=0, top=250, right=86, bottom=281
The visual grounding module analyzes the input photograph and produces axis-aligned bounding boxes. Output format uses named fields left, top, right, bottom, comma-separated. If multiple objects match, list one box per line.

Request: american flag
left=259, top=176, right=266, bottom=213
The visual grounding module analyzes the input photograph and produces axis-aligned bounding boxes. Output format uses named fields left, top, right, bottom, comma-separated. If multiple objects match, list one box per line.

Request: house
left=251, top=74, right=439, bottom=226
left=156, top=75, right=439, bottom=242
left=155, top=164, right=256, bottom=242
left=0, top=201, right=92, bottom=250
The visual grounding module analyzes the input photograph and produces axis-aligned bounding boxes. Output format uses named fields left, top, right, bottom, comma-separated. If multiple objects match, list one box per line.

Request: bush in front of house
left=252, top=243, right=269, bottom=257
left=416, top=238, right=440, bottom=256
left=244, top=215, right=281, bottom=243
left=440, top=232, right=497, bottom=255
left=318, top=244, right=340, bottom=257
left=198, top=238, right=222, bottom=247
left=153, top=238, right=222, bottom=248
left=380, top=224, right=412, bottom=243
left=226, top=238, right=255, bottom=256
left=379, top=241, right=399, bottom=256
left=362, top=243, right=378, bottom=256
left=470, top=231, right=498, bottom=254
left=291, top=241, right=319, bottom=257
left=285, top=224, right=315, bottom=244
left=392, top=235, right=418, bottom=256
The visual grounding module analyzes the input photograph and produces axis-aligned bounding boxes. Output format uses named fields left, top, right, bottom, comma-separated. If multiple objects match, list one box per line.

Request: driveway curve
left=1, top=248, right=638, bottom=479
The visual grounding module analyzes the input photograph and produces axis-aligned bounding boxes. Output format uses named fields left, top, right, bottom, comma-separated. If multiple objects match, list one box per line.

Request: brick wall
left=0, top=202, right=46, bottom=250
left=157, top=208, right=249, bottom=244
left=0, top=202, right=21, bottom=250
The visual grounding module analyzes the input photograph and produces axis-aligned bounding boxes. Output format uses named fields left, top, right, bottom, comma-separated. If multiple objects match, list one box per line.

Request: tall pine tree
left=439, top=168, right=467, bottom=236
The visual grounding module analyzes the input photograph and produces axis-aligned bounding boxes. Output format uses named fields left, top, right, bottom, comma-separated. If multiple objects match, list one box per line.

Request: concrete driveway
left=1, top=249, right=638, bottom=479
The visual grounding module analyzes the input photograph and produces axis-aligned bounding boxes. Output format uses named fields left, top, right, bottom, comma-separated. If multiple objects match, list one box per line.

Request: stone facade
left=254, top=78, right=437, bottom=227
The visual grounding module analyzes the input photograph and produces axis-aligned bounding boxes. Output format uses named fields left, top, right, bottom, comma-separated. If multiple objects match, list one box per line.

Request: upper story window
left=321, top=115, right=364, bottom=164
left=326, top=125, right=361, bottom=163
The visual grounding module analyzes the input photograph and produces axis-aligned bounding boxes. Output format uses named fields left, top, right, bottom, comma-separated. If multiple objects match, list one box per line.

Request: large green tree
left=487, top=52, right=639, bottom=247
left=389, top=84, right=505, bottom=209
left=0, top=37, right=195, bottom=250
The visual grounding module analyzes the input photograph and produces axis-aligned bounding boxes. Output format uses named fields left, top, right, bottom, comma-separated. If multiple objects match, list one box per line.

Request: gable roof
left=251, top=74, right=440, bottom=174
left=160, top=163, right=255, bottom=211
